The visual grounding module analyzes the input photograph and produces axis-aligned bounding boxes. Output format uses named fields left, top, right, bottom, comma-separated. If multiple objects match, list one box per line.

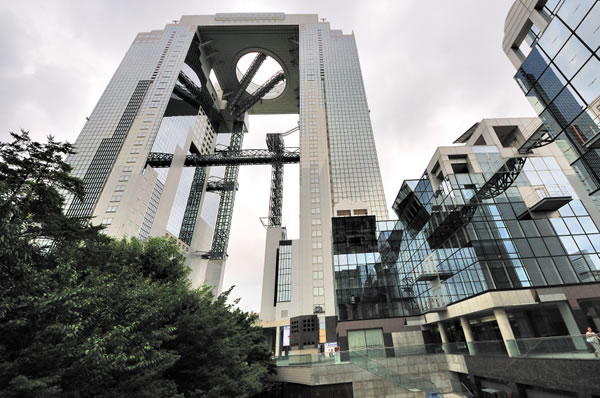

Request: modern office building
left=268, top=118, right=600, bottom=398
left=63, top=14, right=387, bottom=297
left=503, top=0, right=600, bottom=210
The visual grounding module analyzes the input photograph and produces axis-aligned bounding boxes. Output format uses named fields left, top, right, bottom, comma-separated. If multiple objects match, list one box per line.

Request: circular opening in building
left=235, top=51, right=286, bottom=100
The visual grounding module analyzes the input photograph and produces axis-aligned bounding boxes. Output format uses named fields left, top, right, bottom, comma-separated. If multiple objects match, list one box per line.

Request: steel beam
left=232, top=71, right=285, bottom=120
left=179, top=167, right=207, bottom=246
left=427, top=157, right=526, bottom=248
left=268, top=163, right=284, bottom=226
left=146, top=148, right=300, bottom=168
left=206, top=122, right=245, bottom=260
left=226, top=52, right=267, bottom=112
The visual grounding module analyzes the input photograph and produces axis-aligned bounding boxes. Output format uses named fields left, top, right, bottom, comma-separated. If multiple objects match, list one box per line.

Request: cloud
left=0, top=0, right=535, bottom=312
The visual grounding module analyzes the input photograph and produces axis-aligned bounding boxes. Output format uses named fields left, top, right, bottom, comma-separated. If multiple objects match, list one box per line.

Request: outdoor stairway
left=348, top=350, right=444, bottom=397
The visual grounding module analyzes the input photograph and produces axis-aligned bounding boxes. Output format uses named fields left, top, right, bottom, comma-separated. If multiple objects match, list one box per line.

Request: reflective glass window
left=553, top=256, right=579, bottom=283
left=553, top=131, right=581, bottom=162
left=570, top=109, right=600, bottom=143
left=530, top=238, right=551, bottom=256
left=550, top=217, right=570, bottom=234
left=580, top=216, right=600, bottom=233
left=564, top=217, right=585, bottom=234
left=520, top=48, right=552, bottom=84
left=536, top=62, right=569, bottom=103
left=534, top=218, right=556, bottom=236
left=589, top=233, right=600, bottom=252
left=574, top=234, right=595, bottom=252
left=553, top=35, right=591, bottom=78
left=560, top=235, right=580, bottom=254
left=540, top=257, right=564, bottom=284
left=571, top=56, right=600, bottom=104
left=538, top=17, right=572, bottom=58
left=571, top=200, right=590, bottom=216
left=539, top=109, right=565, bottom=138
left=526, top=88, right=547, bottom=114
left=522, top=258, right=546, bottom=285
left=552, top=84, right=587, bottom=127
left=515, top=69, right=534, bottom=93
left=557, top=0, right=596, bottom=30
left=575, top=2, right=600, bottom=52
left=545, top=236, right=567, bottom=256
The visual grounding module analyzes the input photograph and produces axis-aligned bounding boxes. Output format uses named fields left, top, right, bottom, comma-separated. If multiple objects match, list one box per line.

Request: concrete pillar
left=438, top=322, right=449, bottom=344
left=460, top=317, right=474, bottom=342
left=493, top=308, right=516, bottom=357
left=460, top=316, right=475, bottom=355
left=558, top=301, right=587, bottom=350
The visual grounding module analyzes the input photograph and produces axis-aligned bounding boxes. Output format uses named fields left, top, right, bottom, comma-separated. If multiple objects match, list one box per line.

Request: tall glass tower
left=503, top=0, right=600, bottom=210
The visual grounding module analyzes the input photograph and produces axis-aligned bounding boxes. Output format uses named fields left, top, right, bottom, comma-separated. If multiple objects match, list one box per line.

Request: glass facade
left=333, top=137, right=600, bottom=321
left=275, top=241, right=292, bottom=303
left=514, top=0, right=600, bottom=200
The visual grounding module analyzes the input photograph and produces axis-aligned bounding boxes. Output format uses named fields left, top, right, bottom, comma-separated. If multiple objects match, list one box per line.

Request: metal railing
left=442, top=341, right=470, bottom=355
left=506, top=334, right=599, bottom=359
left=523, top=184, right=571, bottom=208
left=275, top=343, right=446, bottom=367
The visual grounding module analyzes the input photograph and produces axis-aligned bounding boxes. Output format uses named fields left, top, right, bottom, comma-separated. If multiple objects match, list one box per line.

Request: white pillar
left=460, top=316, right=475, bottom=355
left=494, top=308, right=516, bottom=357
left=438, top=322, right=449, bottom=344
left=460, top=317, right=474, bottom=343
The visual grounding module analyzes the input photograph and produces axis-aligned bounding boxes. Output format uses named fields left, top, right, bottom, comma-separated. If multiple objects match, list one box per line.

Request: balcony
left=414, top=253, right=453, bottom=282
left=522, top=184, right=572, bottom=213
left=419, top=295, right=447, bottom=312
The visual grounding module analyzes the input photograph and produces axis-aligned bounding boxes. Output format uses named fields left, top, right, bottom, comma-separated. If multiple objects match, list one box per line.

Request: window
left=115, top=185, right=126, bottom=192
left=106, top=206, right=118, bottom=213
left=119, top=175, right=129, bottom=182
left=110, top=195, right=121, bottom=202
left=127, top=157, right=137, bottom=163
left=130, top=148, right=140, bottom=154
left=313, top=287, right=324, bottom=296
left=348, top=329, right=385, bottom=357
left=275, top=244, right=292, bottom=303
left=312, top=256, right=323, bottom=264
left=312, top=271, right=323, bottom=279
left=312, top=242, right=322, bottom=249
left=101, top=218, right=112, bottom=225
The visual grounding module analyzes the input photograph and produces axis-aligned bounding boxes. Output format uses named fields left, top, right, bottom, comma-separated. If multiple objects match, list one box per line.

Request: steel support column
left=208, top=122, right=245, bottom=259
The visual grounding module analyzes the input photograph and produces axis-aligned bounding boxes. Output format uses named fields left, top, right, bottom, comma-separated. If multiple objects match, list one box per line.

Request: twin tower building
left=66, top=13, right=387, bottom=330
left=66, top=5, right=600, bottom=397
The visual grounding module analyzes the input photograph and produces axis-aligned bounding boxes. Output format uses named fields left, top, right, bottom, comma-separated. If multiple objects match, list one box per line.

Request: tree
left=0, top=131, right=274, bottom=397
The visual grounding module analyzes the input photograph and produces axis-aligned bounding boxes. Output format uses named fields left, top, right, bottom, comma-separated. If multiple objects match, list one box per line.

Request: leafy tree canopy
left=0, top=131, right=274, bottom=398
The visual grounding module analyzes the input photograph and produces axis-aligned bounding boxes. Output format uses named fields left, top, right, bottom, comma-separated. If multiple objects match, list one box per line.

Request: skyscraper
left=503, top=0, right=600, bottom=210
left=64, top=14, right=388, bottom=310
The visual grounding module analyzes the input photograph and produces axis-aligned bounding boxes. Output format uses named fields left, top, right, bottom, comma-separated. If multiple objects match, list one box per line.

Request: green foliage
left=0, top=131, right=274, bottom=397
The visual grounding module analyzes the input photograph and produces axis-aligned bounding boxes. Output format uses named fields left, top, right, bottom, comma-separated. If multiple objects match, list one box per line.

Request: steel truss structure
left=208, top=122, right=245, bottom=259
left=145, top=148, right=300, bottom=168
left=225, top=52, right=267, bottom=113
left=518, top=125, right=554, bottom=154
left=169, top=54, right=292, bottom=258
left=427, top=157, right=526, bottom=248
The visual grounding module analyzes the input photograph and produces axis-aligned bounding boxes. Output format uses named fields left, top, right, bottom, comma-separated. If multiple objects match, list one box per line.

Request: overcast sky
left=0, top=0, right=535, bottom=312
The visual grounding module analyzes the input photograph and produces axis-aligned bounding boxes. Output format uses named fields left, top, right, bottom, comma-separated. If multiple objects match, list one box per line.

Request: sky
left=0, top=0, right=536, bottom=312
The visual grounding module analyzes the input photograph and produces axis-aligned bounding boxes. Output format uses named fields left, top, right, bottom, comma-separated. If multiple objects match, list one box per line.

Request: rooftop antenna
left=320, top=18, right=327, bottom=22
